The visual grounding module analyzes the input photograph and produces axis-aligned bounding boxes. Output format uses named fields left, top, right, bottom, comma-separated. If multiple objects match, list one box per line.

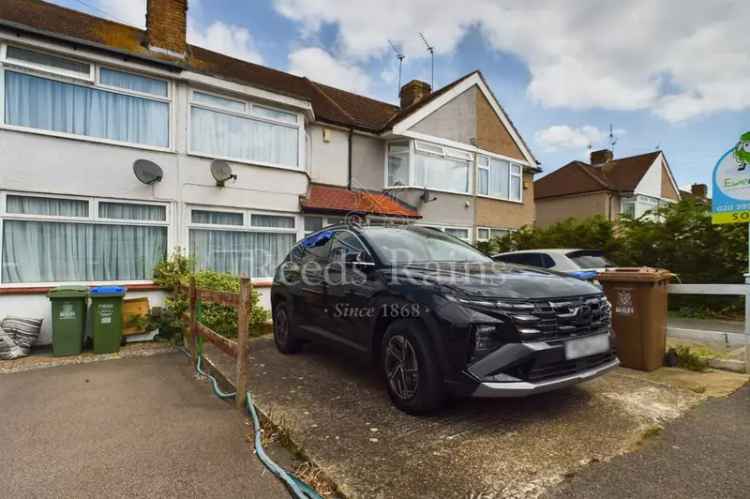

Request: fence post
left=236, top=276, right=252, bottom=409
left=189, top=276, right=198, bottom=367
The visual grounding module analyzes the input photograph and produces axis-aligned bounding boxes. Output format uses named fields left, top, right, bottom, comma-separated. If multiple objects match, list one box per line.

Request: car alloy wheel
left=275, top=307, right=289, bottom=344
left=385, top=334, right=420, bottom=400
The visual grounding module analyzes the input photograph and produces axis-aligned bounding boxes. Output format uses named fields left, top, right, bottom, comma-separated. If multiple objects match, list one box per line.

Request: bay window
left=477, top=155, right=523, bottom=202
left=189, top=90, right=301, bottom=168
left=386, top=140, right=472, bottom=194
left=1, top=194, right=168, bottom=284
left=189, top=208, right=299, bottom=278
left=1, top=44, right=171, bottom=148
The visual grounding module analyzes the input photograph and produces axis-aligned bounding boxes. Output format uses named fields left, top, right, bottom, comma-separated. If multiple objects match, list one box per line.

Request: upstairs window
left=477, top=155, right=523, bottom=202
left=189, top=90, right=301, bottom=169
left=386, top=140, right=473, bottom=194
left=1, top=45, right=171, bottom=148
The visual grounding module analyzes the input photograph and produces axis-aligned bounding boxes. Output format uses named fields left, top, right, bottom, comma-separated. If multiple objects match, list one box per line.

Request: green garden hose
left=184, top=337, right=321, bottom=499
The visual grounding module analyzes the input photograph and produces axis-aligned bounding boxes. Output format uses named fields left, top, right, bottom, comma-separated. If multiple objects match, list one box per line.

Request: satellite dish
left=210, top=159, right=237, bottom=187
left=133, top=159, right=163, bottom=185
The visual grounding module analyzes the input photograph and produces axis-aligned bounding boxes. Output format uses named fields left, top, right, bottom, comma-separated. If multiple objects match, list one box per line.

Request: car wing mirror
left=345, top=251, right=375, bottom=267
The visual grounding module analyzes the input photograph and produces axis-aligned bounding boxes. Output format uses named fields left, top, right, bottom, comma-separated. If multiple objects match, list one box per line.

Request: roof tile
left=300, top=184, right=419, bottom=218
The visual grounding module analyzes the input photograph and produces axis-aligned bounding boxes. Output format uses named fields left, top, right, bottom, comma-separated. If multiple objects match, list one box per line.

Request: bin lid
left=48, top=285, right=90, bottom=298
left=90, top=286, right=127, bottom=297
left=597, top=267, right=674, bottom=283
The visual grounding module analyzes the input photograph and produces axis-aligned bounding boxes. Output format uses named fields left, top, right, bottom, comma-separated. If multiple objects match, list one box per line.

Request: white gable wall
left=633, top=154, right=663, bottom=198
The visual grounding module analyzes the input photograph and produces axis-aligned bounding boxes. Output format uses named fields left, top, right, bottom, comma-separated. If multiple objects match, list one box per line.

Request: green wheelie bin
left=48, top=286, right=90, bottom=357
left=90, top=286, right=127, bottom=354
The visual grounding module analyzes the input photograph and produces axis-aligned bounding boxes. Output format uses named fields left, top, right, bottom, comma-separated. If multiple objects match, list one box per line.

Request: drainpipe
left=347, top=128, right=354, bottom=190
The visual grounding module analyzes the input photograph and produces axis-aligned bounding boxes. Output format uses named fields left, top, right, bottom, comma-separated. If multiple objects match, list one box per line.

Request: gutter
left=0, top=19, right=184, bottom=72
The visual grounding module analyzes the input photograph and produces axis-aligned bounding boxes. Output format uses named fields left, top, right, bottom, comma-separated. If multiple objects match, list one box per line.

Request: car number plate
left=565, top=334, right=610, bottom=360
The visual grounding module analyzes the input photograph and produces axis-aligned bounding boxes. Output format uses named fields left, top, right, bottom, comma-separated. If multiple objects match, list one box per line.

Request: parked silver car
left=492, top=249, right=615, bottom=277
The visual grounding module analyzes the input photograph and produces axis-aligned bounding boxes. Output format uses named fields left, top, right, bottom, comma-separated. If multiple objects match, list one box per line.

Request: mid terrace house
left=0, top=0, right=539, bottom=343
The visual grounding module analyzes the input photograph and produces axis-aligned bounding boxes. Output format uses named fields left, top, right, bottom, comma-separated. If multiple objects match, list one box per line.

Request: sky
left=49, top=0, right=750, bottom=190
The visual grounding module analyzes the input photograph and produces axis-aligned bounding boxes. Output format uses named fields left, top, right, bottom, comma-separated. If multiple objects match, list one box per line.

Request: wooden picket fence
left=177, top=276, right=252, bottom=409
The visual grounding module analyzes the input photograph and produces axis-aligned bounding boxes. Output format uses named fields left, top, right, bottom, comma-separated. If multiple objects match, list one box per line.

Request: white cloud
left=79, top=0, right=145, bottom=27
left=87, top=0, right=263, bottom=63
left=188, top=21, right=264, bottom=64
left=288, top=47, right=371, bottom=94
left=534, top=125, right=608, bottom=153
left=274, top=0, right=750, bottom=122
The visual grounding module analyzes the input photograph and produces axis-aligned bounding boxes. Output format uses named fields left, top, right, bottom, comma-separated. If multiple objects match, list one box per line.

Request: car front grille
left=510, top=295, right=612, bottom=341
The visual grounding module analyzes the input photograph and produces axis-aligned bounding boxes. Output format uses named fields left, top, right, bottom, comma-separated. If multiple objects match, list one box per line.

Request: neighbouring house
left=534, top=149, right=681, bottom=227
left=0, top=0, right=539, bottom=344
left=679, top=183, right=711, bottom=205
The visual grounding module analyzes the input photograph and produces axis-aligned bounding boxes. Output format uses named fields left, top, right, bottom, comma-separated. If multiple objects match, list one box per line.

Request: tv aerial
left=132, top=159, right=163, bottom=185
left=419, top=32, right=435, bottom=88
left=210, top=159, right=237, bottom=187
left=388, top=39, right=406, bottom=96
left=609, top=124, right=618, bottom=151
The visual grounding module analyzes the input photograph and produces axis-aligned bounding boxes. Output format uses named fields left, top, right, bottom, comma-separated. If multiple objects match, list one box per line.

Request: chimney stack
left=691, top=183, right=707, bottom=198
left=590, top=149, right=613, bottom=165
left=146, top=0, right=188, bottom=58
left=400, top=80, right=432, bottom=109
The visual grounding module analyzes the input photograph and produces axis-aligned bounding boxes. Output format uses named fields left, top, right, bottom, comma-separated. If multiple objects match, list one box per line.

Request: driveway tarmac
left=204, top=337, right=749, bottom=499
left=0, top=353, right=288, bottom=498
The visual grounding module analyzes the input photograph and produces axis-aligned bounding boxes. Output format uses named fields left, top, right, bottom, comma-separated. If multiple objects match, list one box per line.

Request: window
left=5, top=45, right=92, bottom=80
left=414, top=142, right=471, bottom=193
left=303, top=215, right=345, bottom=235
left=386, top=140, right=473, bottom=193
left=477, top=155, right=523, bottom=201
left=189, top=208, right=298, bottom=278
left=444, top=227, right=470, bottom=240
left=387, top=142, right=410, bottom=186
left=477, top=227, right=512, bottom=242
left=621, top=195, right=671, bottom=220
left=189, top=90, right=300, bottom=168
left=1, top=45, right=171, bottom=148
left=1, top=194, right=168, bottom=284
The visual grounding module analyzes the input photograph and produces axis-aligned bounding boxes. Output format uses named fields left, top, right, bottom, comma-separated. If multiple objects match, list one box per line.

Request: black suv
left=271, top=224, right=618, bottom=414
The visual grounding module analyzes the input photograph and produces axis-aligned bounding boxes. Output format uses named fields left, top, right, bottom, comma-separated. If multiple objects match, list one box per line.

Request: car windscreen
left=362, top=226, right=492, bottom=265
left=566, top=250, right=613, bottom=268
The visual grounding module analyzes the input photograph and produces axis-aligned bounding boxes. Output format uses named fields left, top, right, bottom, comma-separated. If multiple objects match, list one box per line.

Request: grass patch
left=641, top=425, right=663, bottom=440
left=673, top=345, right=710, bottom=372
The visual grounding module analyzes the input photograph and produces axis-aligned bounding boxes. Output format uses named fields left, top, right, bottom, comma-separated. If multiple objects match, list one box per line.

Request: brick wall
left=474, top=91, right=535, bottom=230
left=475, top=173, right=536, bottom=229
left=146, top=0, right=187, bottom=56
left=660, top=162, right=680, bottom=200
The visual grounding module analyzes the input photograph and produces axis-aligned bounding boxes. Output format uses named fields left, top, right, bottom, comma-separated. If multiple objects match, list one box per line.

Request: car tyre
left=381, top=319, right=444, bottom=414
left=273, top=303, right=301, bottom=354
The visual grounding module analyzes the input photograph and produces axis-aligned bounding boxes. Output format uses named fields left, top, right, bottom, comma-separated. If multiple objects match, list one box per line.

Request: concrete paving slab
left=0, top=353, right=289, bottom=499
left=205, top=337, right=749, bottom=499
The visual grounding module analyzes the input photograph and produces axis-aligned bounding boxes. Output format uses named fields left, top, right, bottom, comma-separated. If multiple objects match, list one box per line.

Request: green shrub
left=150, top=250, right=270, bottom=342
left=674, top=345, right=710, bottom=372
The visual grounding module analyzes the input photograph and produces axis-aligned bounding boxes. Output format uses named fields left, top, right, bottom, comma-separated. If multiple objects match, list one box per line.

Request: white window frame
left=384, top=139, right=474, bottom=195
left=0, top=43, right=174, bottom=152
left=476, top=226, right=514, bottom=242
left=0, top=191, right=172, bottom=287
left=188, top=88, right=305, bottom=171
left=475, top=154, right=524, bottom=204
left=186, top=206, right=303, bottom=280
left=303, top=215, right=347, bottom=236
left=416, top=223, right=473, bottom=242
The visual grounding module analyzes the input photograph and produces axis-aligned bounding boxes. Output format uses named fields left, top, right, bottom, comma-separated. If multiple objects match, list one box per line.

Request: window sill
left=385, top=185, right=471, bottom=196
left=0, top=124, right=174, bottom=154
left=475, top=194, right=524, bottom=205
left=0, top=279, right=273, bottom=295
left=187, top=151, right=305, bottom=174
left=0, top=282, right=164, bottom=295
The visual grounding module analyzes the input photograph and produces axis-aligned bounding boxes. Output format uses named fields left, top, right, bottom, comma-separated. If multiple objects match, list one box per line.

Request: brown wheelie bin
left=597, top=267, right=673, bottom=371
